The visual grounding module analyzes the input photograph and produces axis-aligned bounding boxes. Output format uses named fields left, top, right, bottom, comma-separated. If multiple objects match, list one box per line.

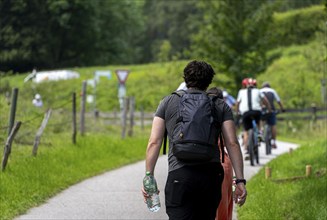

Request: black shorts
left=165, top=163, right=224, bottom=220
left=242, top=110, right=261, bottom=131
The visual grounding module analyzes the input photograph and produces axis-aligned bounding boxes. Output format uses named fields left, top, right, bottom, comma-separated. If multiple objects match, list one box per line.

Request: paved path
left=16, top=140, right=298, bottom=220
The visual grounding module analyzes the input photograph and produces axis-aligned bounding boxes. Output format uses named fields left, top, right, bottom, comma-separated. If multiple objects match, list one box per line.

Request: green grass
left=237, top=139, right=327, bottom=220
left=277, top=119, right=326, bottom=145
left=0, top=32, right=326, bottom=220
left=237, top=118, right=327, bottom=220
left=0, top=131, right=150, bottom=220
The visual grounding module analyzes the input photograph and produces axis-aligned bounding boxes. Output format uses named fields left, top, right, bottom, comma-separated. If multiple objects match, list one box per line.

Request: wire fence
left=1, top=84, right=326, bottom=171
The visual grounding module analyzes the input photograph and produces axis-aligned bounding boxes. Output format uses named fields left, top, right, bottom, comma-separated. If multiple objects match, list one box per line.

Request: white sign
left=87, top=79, right=96, bottom=88
left=87, top=95, right=94, bottom=103
left=95, top=70, right=111, bottom=83
left=115, top=70, right=130, bottom=84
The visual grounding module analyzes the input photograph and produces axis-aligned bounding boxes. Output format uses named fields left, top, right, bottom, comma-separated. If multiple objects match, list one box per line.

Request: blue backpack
left=163, top=90, right=224, bottom=162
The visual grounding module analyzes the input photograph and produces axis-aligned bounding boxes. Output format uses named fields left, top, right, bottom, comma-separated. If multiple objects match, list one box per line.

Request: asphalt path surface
left=16, top=140, right=298, bottom=220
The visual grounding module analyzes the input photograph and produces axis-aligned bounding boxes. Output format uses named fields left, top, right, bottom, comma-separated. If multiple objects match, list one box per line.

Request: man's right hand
left=234, top=183, right=247, bottom=206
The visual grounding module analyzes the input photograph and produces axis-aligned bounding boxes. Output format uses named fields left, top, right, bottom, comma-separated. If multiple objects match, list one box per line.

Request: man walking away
left=142, top=60, right=247, bottom=220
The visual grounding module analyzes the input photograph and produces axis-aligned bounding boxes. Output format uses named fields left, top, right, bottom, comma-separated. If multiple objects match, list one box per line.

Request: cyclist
left=223, top=90, right=236, bottom=109
left=235, top=78, right=271, bottom=154
left=260, top=82, right=285, bottom=149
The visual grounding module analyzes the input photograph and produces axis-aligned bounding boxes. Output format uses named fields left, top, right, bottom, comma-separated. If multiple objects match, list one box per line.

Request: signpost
left=88, top=70, right=111, bottom=116
left=115, top=70, right=130, bottom=110
left=115, top=69, right=130, bottom=138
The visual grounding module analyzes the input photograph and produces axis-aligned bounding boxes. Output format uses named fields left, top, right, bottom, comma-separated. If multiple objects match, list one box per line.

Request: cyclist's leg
left=242, top=112, right=253, bottom=153
left=253, top=111, right=262, bottom=140
left=252, top=111, right=261, bottom=127
left=259, top=117, right=265, bottom=135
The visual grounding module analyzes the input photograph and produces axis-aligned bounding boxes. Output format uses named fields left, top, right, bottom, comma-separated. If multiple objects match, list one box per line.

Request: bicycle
left=262, top=111, right=279, bottom=155
left=248, top=117, right=260, bottom=166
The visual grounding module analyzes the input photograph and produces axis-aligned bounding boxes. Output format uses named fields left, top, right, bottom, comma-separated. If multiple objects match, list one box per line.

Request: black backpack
left=163, top=90, right=224, bottom=162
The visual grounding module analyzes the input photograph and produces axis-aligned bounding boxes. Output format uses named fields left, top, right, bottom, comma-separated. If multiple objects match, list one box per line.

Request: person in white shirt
left=176, top=81, right=187, bottom=91
left=260, top=82, right=285, bottom=148
left=223, top=90, right=236, bottom=109
left=235, top=78, right=271, bottom=153
left=32, top=94, right=43, bottom=107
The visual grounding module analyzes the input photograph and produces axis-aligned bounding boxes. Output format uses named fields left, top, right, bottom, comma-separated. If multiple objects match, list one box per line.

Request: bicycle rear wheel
left=248, top=129, right=255, bottom=166
left=255, top=142, right=259, bottom=164
left=265, top=125, right=272, bottom=155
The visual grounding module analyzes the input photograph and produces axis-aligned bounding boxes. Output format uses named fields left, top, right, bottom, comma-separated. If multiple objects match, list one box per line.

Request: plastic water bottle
left=232, top=176, right=236, bottom=193
left=143, top=171, right=160, bottom=212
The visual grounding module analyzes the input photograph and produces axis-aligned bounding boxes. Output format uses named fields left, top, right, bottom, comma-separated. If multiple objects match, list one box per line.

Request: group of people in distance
left=143, top=60, right=285, bottom=220
left=236, top=77, right=285, bottom=152
left=207, top=77, right=284, bottom=219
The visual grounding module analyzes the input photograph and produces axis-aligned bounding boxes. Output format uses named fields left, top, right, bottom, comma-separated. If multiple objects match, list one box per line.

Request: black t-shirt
left=155, top=89, right=234, bottom=172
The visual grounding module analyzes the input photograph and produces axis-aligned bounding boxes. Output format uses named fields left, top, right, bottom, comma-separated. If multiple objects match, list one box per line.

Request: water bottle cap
left=146, top=171, right=151, bottom=176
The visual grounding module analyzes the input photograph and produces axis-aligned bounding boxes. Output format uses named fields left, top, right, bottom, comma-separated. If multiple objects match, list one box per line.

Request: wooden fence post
left=8, top=88, right=19, bottom=136
left=32, top=109, right=52, bottom=156
left=80, top=81, right=87, bottom=136
left=113, top=108, right=117, bottom=125
left=265, top=167, right=271, bottom=179
left=2, top=121, right=22, bottom=171
left=306, top=165, right=312, bottom=177
left=72, top=92, right=77, bottom=144
left=311, top=103, right=317, bottom=122
left=140, top=106, right=144, bottom=130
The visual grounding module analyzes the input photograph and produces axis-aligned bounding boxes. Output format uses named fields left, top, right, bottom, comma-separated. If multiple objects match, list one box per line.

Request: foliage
left=257, top=38, right=325, bottom=108
left=142, top=0, right=200, bottom=63
left=191, top=0, right=276, bottom=91
left=0, top=0, right=145, bottom=72
left=157, top=40, right=172, bottom=62
left=269, top=5, right=326, bottom=48
left=0, top=0, right=99, bottom=72
left=273, top=0, right=323, bottom=12
left=237, top=139, right=327, bottom=220
left=1, top=1, right=324, bottom=73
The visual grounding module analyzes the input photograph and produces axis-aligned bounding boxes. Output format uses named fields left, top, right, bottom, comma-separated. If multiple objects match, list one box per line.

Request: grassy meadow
left=0, top=132, right=150, bottom=219
left=0, top=29, right=326, bottom=219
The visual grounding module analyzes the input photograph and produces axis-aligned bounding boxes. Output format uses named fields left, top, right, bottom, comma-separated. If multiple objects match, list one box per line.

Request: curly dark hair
left=183, top=60, right=215, bottom=90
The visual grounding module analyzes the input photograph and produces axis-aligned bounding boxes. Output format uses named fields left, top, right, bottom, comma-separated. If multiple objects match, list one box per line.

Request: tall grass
left=0, top=131, right=150, bottom=220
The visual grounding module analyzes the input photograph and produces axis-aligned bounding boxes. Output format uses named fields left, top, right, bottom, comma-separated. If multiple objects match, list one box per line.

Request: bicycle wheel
left=248, top=129, right=255, bottom=166
left=265, top=125, right=272, bottom=155
left=255, top=141, right=259, bottom=164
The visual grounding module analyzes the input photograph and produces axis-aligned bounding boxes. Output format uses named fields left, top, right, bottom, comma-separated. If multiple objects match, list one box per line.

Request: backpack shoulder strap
left=163, top=90, right=187, bottom=155
left=211, top=96, right=225, bottom=163
left=163, top=129, right=168, bottom=155
left=247, top=87, right=253, bottom=111
left=172, top=89, right=187, bottom=97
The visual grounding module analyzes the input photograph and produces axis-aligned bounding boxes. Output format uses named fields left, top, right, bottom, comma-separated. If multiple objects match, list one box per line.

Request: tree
left=191, top=0, right=276, bottom=91
left=142, top=0, right=201, bottom=62
left=0, top=0, right=145, bottom=72
left=93, top=0, right=145, bottom=65
left=0, top=0, right=99, bottom=72
left=272, top=0, right=323, bottom=12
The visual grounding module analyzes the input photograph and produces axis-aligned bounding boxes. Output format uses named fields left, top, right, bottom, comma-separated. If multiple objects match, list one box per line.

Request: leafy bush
left=269, top=5, right=325, bottom=47
left=258, top=39, right=325, bottom=108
